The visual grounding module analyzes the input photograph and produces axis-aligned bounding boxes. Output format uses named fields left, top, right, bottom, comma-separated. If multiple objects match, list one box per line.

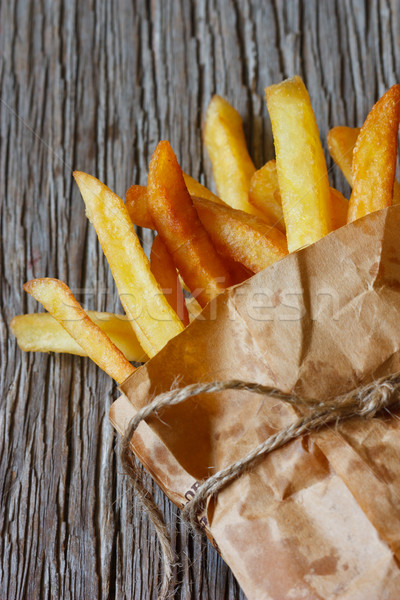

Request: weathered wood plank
left=1, top=0, right=400, bottom=598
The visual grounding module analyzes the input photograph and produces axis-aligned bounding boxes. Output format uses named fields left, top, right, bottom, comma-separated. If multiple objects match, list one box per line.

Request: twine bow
left=121, top=372, right=400, bottom=599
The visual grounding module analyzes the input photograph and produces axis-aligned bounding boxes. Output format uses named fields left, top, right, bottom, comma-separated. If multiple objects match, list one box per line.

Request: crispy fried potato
left=124, top=185, right=150, bottom=228
left=328, top=125, right=400, bottom=204
left=74, top=171, right=184, bottom=357
left=147, top=141, right=232, bottom=307
left=183, top=173, right=224, bottom=205
left=223, top=256, right=253, bottom=284
left=150, top=235, right=189, bottom=326
left=329, top=188, right=348, bottom=230
left=248, top=160, right=285, bottom=232
left=204, top=95, right=263, bottom=216
left=126, top=185, right=155, bottom=229
left=23, top=279, right=135, bottom=383
left=126, top=179, right=224, bottom=229
left=347, top=85, right=400, bottom=223
left=266, top=76, right=332, bottom=252
left=126, top=184, right=286, bottom=272
left=327, top=126, right=360, bottom=186
left=11, top=311, right=147, bottom=362
left=193, top=197, right=287, bottom=273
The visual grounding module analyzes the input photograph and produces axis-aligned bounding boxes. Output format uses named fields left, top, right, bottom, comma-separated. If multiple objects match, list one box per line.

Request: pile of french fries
left=11, top=76, right=400, bottom=383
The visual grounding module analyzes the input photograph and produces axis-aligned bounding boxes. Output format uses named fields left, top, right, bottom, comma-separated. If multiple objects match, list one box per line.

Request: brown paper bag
left=110, top=205, right=400, bottom=600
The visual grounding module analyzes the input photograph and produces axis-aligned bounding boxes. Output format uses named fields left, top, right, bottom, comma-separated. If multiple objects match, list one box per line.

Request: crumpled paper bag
left=110, top=205, right=400, bottom=600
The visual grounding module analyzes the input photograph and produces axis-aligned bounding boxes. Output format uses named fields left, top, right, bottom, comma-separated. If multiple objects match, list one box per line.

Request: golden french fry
left=183, top=172, right=224, bottom=205
left=22, top=279, right=135, bottom=384
left=193, top=197, right=287, bottom=273
left=204, top=95, right=263, bottom=216
left=329, top=188, right=348, bottom=230
left=328, top=125, right=400, bottom=205
left=74, top=171, right=184, bottom=357
left=126, top=184, right=286, bottom=272
left=150, top=235, right=190, bottom=326
left=347, top=85, right=400, bottom=223
left=266, top=76, right=332, bottom=252
left=327, top=126, right=360, bottom=186
left=248, top=160, right=285, bottom=232
left=147, top=141, right=232, bottom=307
left=126, top=185, right=155, bottom=229
left=10, top=311, right=147, bottom=362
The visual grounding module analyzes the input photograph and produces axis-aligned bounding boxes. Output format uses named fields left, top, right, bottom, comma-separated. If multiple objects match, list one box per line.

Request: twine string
left=121, top=372, right=400, bottom=599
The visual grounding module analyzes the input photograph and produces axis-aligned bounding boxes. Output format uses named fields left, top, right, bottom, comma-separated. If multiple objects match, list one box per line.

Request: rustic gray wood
left=1, top=0, right=400, bottom=598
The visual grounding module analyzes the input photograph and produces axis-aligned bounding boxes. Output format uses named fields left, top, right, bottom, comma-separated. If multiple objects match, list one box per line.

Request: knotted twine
left=120, top=371, right=400, bottom=599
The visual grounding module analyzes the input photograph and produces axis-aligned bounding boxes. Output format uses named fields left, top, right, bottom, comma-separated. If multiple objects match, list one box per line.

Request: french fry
left=193, top=197, right=287, bottom=273
left=329, top=188, right=348, bottom=230
left=126, top=178, right=224, bottom=229
left=327, top=126, right=360, bottom=186
left=10, top=311, right=147, bottom=362
left=183, top=173, right=224, bottom=205
left=347, top=85, right=400, bottom=223
left=126, top=185, right=287, bottom=273
left=266, top=76, right=332, bottom=252
left=223, top=257, right=253, bottom=284
left=248, top=160, right=285, bottom=232
left=147, top=141, right=232, bottom=307
left=249, top=159, right=347, bottom=233
left=126, top=185, right=156, bottom=229
left=204, top=95, right=263, bottom=216
left=74, top=171, right=184, bottom=357
left=328, top=125, right=400, bottom=204
left=150, top=235, right=190, bottom=326
left=23, top=279, right=135, bottom=384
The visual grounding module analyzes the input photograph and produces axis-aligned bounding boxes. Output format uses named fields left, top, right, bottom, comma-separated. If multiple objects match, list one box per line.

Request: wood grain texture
left=1, top=0, right=400, bottom=598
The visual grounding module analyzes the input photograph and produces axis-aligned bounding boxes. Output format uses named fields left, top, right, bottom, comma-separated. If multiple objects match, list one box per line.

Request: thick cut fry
left=74, top=171, right=184, bottom=357
left=248, top=160, right=285, bottom=232
left=266, top=76, right=332, bottom=252
left=329, top=188, right=348, bottom=230
left=204, top=95, right=262, bottom=216
left=126, top=185, right=287, bottom=272
left=150, top=236, right=189, bottom=326
left=347, top=85, right=400, bottom=223
left=183, top=173, right=224, bottom=205
left=147, top=141, right=232, bottom=307
left=23, top=279, right=135, bottom=384
left=328, top=125, right=400, bottom=204
left=193, top=197, right=287, bottom=273
left=11, top=311, right=147, bottom=362
left=126, top=185, right=156, bottom=229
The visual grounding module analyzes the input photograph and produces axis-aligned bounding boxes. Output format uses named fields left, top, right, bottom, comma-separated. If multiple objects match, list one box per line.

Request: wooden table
left=1, top=1, right=399, bottom=598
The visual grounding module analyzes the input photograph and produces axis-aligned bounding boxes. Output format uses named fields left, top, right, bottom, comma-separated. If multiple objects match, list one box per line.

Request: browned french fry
left=23, top=279, right=135, bottom=384
left=328, top=125, right=400, bottom=204
left=10, top=311, right=147, bottom=362
left=147, top=141, right=232, bottom=307
left=347, top=85, right=400, bottom=223
left=329, top=188, right=348, bottom=230
left=193, top=197, right=287, bottom=273
left=150, top=235, right=190, bottom=326
left=126, top=185, right=287, bottom=272
left=74, top=171, right=185, bottom=357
